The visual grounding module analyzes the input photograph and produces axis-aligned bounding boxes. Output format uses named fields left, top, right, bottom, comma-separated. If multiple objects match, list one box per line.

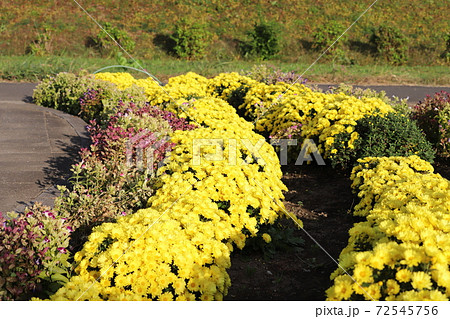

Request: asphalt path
left=315, top=84, right=450, bottom=105
left=0, top=82, right=449, bottom=214
left=0, top=83, right=89, bottom=215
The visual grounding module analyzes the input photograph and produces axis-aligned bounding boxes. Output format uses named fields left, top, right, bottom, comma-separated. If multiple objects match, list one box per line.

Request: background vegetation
left=0, top=0, right=449, bottom=83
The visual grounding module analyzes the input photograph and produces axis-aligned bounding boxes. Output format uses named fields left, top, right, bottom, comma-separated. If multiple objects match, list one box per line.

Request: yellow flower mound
left=206, top=72, right=257, bottom=100
left=326, top=156, right=450, bottom=301
left=95, top=72, right=208, bottom=105
left=239, top=82, right=311, bottom=120
left=94, top=72, right=137, bottom=90
left=157, top=127, right=289, bottom=236
left=133, top=78, right=164, bottom=97
left=255, top=88, right=325, bottom=135
left=94, top=72, right=163, bottom=99
left=216, top=79, right=393, bottom=159
left=50, top=205, right=231, bottom=301
left=168, top=97, right=254, bottom=133
left=144, top=72, right=209, bottom=105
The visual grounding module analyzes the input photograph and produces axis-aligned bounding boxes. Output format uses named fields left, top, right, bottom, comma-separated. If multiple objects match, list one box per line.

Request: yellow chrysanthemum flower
left=411, top=271, right=433, bottom=290
left=262, top=233, right=272, bottom=243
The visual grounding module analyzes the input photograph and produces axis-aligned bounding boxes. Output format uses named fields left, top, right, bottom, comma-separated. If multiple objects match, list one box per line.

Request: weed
left=27, top=25, right=54, bottom=56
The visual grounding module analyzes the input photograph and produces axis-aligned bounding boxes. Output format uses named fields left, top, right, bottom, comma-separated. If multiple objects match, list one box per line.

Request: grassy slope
left=0, top=0, right=449, bottom=63
left=0, top=1, right=449, bottom=84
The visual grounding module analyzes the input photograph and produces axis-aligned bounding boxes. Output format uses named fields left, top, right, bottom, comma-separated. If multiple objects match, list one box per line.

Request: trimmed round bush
left=330, top=112, right=435, bottom=170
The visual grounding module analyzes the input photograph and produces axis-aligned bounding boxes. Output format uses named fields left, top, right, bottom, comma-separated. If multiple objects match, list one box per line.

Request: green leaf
left=51, top=273, right=69, bottom=283
left=49, top=266, right=67, bottom=274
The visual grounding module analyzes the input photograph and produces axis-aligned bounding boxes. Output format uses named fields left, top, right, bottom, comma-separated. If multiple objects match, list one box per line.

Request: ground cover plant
left=1, top=69, right=449, bottom=301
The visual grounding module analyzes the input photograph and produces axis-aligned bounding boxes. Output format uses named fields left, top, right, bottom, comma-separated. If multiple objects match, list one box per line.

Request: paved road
left=315, top=84, right=450, bottom=105
left=0, top=82, right=449, bottom=214
left=0, top=83, right=89, bottom=215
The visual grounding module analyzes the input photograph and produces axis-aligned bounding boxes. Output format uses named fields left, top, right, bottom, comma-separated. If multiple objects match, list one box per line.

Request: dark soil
left=226, top=164, right=356, bottom=300
left=435, top=157, right=450, bottom=180
left=226, top=157, right=450, bottom=301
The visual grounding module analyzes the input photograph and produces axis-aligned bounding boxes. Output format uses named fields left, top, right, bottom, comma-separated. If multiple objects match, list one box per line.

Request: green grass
left=0, top=56, right=109, bottom=82
left=1, top=55, right=449, bottom=86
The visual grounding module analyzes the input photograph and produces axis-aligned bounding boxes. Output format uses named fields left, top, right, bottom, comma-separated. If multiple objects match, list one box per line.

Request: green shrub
left=92, top=22, right=135, bottom=57
left=312, top=20, right=347, bottom=57
left=330, top=112, right=435, bottom=170
left=411, top=91, right=450, bottom=157
left=370, top=25, right=408, bottom=65
left=33, top=72, right=101, bottom=115
left=170, top=18, right=212, bottom=59
left=241, top=21, right=281, bottom=60
left=33, top=72, right=146, bottom=122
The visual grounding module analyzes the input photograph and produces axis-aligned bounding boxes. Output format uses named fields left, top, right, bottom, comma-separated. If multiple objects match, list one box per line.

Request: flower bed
left=3, top=70, right=448, bottom=301
left=29, top=71, right=293, bottom=301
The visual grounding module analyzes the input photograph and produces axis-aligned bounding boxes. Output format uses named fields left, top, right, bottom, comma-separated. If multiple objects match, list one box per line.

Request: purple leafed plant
left=0, top=204, right=71, bottom=301
left=411, top=91, right=450, bottom=157
left=55, top=101, right=197, bottom=233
